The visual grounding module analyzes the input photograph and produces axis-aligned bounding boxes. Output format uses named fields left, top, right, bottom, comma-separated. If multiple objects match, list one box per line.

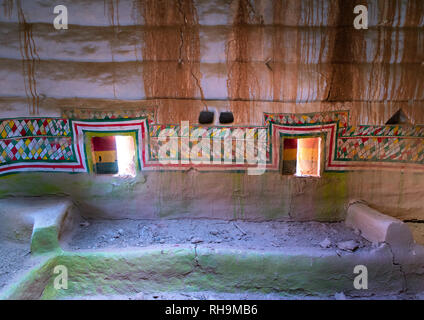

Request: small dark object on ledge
left=219, top=112, right=234, bottom=124
left=199, top=111, right=214, bottom=124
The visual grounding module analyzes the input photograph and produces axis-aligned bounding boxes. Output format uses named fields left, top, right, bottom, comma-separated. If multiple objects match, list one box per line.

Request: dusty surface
left=66, top=291, right=320, bottom=300
left=2, top=218, right=424, bottom=300
left=67, top=218, right=371, bottom=253
left=0, top=241, right=33, bottom=291
left=66, top=291, right=424, bottom=301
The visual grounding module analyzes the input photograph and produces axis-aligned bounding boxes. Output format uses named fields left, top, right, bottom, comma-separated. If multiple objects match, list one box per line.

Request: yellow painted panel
left=93, top=150, right=117, bottom=163
left=283, top=148, right=297, bottom=160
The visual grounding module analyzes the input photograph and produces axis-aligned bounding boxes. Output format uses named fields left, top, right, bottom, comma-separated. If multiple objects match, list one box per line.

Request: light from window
left=282, top=137, right=321, bottom=177
left=115, top=136, right=136, bottom=177
left=295, top=137, right=321, bottom=177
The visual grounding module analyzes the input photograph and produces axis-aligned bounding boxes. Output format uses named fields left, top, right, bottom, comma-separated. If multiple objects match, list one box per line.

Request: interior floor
left=66, top=219, right=371, bottom=253
left=0, top=241, right=33, bottom=291
left=64, top=291, right=424, bottom=300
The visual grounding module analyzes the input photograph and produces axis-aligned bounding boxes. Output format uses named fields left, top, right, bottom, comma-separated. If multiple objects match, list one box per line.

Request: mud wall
left=0, top=0, right=423, bottom=221
left=0, top=169, right=422, bottom=222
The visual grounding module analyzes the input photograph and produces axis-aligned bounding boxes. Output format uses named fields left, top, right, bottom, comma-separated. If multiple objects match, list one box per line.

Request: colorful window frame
left=83, top=130, right=141, bottom=174
left=279, top=132, right=326, bottom=177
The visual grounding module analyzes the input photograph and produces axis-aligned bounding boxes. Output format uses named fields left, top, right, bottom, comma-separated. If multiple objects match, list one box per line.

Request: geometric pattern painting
left=0, top=118, right=148, bottom=175
left=0, top=118, right=74, bottom=167
left=264, top=111, right=349, bottom=128
left=1, top=111, right=424, bottom=175
left=336, top=124, right=424, bottom=164
left=148, top=124, right=267, bottom=163
left=0, top=118, right=71, bottom=138
left=61, top=107, right=157, bottom=123
left=0, top=137, right=74, bottom=164
left=338, top=125, right=424, bottom=138
left=265, top=112, right=424, bottom=169
left=337, top=137, right=424, bottom=163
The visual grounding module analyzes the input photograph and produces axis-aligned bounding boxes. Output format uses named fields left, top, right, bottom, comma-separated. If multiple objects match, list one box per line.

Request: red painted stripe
left=283, top=138, right=298, bottom=149
left=0, top=163, right=82, bottom=173
left=74, top=121, right=146, bottom=169
left=92, top=136, right=116, bottom=151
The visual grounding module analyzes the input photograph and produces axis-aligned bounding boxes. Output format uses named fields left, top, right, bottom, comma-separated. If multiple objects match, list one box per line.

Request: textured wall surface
left=0, top=0, right=422, bottom=122
left=0, top=0, right=423, bottom=221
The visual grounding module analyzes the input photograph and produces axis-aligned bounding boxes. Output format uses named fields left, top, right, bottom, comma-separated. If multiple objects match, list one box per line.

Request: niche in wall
left=91, top=136, right=118, bottom=174
left=89, top=134, right=137, bottom=177
left=281, top=137, right=321, bottom=177
left=385, top=109, right=411, bottom=125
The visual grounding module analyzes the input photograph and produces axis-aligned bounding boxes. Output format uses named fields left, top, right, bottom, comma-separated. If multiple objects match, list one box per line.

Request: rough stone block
left=346, top=201, right=415, bottom=255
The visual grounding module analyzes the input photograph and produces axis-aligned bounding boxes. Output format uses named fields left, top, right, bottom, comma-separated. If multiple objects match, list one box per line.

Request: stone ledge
left=346, top=201, right=414, bottom=249
left=0, top=198, right=75, bottom=255
left=0, top=245, right=406, bottom=299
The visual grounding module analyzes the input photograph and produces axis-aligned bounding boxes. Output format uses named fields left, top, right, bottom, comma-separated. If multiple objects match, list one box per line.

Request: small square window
left=282, top=137, right=321, bottom=177
left=91, top=136, right=118, bottom=174
left=91, top=135, right=136, bottom=177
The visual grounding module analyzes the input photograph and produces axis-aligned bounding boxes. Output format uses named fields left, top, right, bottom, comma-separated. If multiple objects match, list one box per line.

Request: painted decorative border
left=83, top=130, right=142, bottom=173
left=61, top=107, right=157, bottom=123
left=1, top=110, right=424, bottom=175
left=264, top=111, right=349, bottom=128
left=0, top=118, right=71, bottom=138
left=147, top=124, right=268, bottom=169
left=0, top=118, right=148, bottom=175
